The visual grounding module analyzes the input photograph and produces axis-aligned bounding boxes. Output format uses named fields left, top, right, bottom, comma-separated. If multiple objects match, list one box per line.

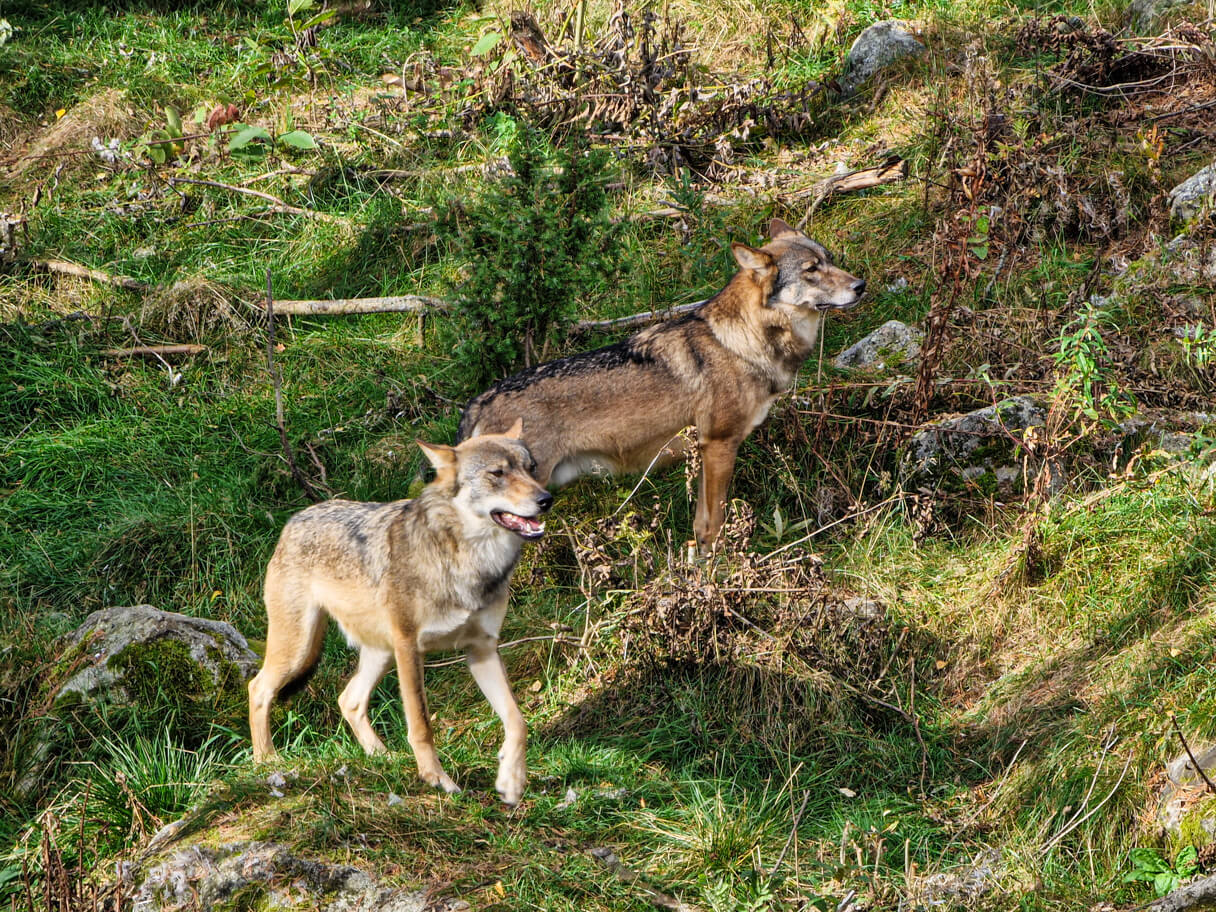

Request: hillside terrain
left=2, top=0, right=1216, bottom=909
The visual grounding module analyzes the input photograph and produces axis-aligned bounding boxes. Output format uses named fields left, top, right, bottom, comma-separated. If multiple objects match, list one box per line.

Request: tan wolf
left=458, top=219, right=865, bottom=552
left=247, top=420, right=552, bottom=805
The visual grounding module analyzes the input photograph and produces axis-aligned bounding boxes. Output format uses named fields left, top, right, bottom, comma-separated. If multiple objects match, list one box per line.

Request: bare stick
left=572, top=299, right=706, bottom=335
left=1171, top=713, right=1216, bottom=794
left=768, top=790, right=811, bottom=880
left=265, top=270, right=322, bottom=503
left=258, top=295, right=448, bottom=316
left=101, top=344, right=207, bottom=359
left=31, top=259, right=148, bottom=292
left=169, top=177, right=349, bottom=225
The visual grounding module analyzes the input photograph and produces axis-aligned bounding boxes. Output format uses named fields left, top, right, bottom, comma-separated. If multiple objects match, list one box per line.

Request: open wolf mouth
left=492, top=511, right=546, bottom=540
left=814, top=297, right=863, bottom=312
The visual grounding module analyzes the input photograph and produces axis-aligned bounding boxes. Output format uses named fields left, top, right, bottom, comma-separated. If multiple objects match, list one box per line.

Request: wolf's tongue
left=495, top=512, right=544, bottom=536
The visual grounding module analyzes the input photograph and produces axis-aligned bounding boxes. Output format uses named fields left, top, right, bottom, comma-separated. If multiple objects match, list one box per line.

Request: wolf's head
left=731, top=218, right=866, bottom=315
left=417, top=418, right=553, bottom=540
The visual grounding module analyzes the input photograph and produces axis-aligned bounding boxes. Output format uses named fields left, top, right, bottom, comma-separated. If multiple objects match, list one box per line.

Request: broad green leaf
left=165, top=105, right=182, bottom=138
left=287, top=0, right=315, bottom=17
left=228, top=124, right=273, bottom=152
left=301, top=8, right=338, bottom=29
left=277, top=130, right=318, bottom=150
left=471, top=31, right=502, bottom=56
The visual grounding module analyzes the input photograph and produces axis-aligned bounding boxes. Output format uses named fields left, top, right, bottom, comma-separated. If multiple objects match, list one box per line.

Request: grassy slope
left=2, top=0, right=1216, bottom=909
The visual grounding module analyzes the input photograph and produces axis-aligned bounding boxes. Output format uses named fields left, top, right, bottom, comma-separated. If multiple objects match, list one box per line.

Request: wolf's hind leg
left=248, top=581, right=327, bottom=761
left=338, top=646, right=393, bottom=755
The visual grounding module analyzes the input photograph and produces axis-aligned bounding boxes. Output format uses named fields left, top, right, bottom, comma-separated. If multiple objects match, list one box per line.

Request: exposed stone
left=1168, top=161, right=1216, bottom=221
left=1126, top=0, right=1203, bottom=32
left=901, top=396, right=1047, bottom=494
left=834, top=320, right=923, bottom=371
left=1157, top=746, right=1216, bottom=843
left=57, top=604, right=259, bottom=705
left=919, top=849, right=1001, bottom=905
left=129, top=841, right=465, bottom=911
left=840, top=21, right=925, bottom=96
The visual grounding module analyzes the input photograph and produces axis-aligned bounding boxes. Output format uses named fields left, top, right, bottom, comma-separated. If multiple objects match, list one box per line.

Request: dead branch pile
left=559, top=501, right=908, bottom=749
left=1016, top=17, right=1216, bottom=99
left=470, top=5, right=827, bottom=177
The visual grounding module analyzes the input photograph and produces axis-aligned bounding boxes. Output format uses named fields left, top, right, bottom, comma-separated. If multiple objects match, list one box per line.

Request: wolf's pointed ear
left=731, top=242, right=774, bottom=273
left=504, top=417, right=524, bottom=439
left=768, top=217, right=798, bottom=239
left=416, top=440, right=457, bottom=472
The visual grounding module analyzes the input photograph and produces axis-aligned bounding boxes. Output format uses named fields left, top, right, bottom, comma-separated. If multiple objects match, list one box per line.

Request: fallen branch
left=168, top=177, right=350, bottom=225
left=258, top=294, right=447, bottom=316
left=31, top=259, right=148, bottom=292
left=800, top=158, right=908, bottom=219
left=572, top=299, right=706, bottom=335
left=101, top=344, right=207, bottom=359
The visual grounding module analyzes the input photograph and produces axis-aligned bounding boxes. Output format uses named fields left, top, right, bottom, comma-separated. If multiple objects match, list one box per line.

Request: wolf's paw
left=496, top=750, right=526, bottom=806
left=419, top=765, right=460, bottom=795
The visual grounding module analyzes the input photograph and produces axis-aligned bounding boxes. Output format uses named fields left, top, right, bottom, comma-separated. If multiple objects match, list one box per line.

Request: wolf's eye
left=805, top=262, right=820, bottom=274
left=529, top=460, right=538, bottom=474
left=489, top=468, right=505, bottom=478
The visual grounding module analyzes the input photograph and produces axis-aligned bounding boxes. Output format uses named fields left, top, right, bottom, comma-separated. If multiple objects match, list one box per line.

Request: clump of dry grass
left=10, top=89, right=139, bottom=178
left=554, top=500, right=910, bottom=754
left=139, top=276, right=254, bottom=342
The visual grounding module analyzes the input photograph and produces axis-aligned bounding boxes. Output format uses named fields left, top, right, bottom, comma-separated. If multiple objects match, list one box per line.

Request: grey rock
left=132, top=841, right=452, bottom=911
left=1158, top=746, right=1216, bottom=838
left=57, top=604, right=259, bottom=705
left=920, top=849, right=1001, bottom=903
left=1169, top=161, right=1216, bottom=221
left=839, top=597, right=886, bottom=621
left=1127, top=0, right=1198, bottom=32
left=840, top=21, right=925, bottom=96
left=834, top=320, right=923, bottom=371
left=902, top=396, right=1047, bottom=493
left=1168, top=744, right=1216, bottom=787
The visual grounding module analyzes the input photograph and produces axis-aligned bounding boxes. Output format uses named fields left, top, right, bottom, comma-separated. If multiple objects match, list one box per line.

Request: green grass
left=4, top=0, right=1216, bottom=907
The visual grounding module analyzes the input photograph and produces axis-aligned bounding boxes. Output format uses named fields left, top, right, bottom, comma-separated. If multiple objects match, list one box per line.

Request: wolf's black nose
left=536, top=491, right=554, bottom=512
left=852, top=279, right=867, bottom=295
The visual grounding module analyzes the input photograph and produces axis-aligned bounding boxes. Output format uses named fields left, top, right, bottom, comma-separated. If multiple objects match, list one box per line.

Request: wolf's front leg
left=394, top=633, right=459, bottom=795
left=466, top=641, right=527, bottom=805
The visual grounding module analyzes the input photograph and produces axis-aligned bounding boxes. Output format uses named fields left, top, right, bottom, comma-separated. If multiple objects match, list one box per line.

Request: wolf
left=247, top=419, right=552, bottom=805
left=458, top=219, right=865, bottom=552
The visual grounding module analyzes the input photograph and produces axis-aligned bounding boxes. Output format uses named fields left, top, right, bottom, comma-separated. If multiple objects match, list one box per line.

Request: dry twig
left=100, top=344, right=207, bottom=359
left=258, top=295, right=447, bottom=316
left=265, top=270, right=324, bottom=503
left=31, top=259, right=148, bottom=291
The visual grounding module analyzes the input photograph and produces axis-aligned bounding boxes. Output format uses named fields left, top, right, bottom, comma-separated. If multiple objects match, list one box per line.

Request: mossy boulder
left=839, top=21, right=926, bottom=97
left=131, top=841, right=440, bottom=911
left=1168, top=160, right=1216, bottom=222
left=1158, top=745, right=1216, bottom=847
left=900, top=396, right=1046, bottom=496
left=56, top=605, right=259, bottom=708
left=834, top=320, right=923, bottom=371
left=14, top=607, right=259, bottom=804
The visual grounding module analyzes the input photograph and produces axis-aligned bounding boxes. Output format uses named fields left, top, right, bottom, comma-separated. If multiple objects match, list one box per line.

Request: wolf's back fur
left=459, top=219, right=865, bottom=550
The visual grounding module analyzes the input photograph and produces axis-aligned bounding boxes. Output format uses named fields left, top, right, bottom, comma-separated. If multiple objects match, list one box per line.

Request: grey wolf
left=458, top=219, right=865, bottom=552
left=247, top=420, right=552, bottom=805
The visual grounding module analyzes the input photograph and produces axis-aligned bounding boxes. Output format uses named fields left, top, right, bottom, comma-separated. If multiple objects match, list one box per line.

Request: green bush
left=436, top=127, right=623, bottom=393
